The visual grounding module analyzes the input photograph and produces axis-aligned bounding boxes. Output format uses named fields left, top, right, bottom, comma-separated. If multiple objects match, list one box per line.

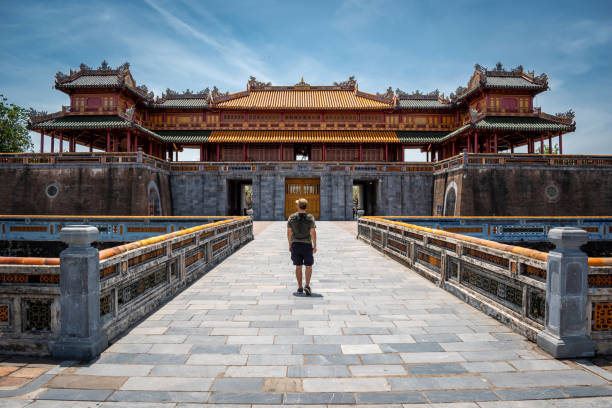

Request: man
left=287, top=198, right=317, bottom=295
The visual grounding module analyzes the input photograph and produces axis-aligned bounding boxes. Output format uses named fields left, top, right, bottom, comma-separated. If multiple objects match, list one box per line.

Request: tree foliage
left=0, top=94, right=33, bottom=153
left=536, top=144, right=560, bottom=154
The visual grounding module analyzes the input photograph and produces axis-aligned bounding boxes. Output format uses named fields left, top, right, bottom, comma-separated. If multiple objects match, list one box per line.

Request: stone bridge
left=0, top=222, right=610, bottom=407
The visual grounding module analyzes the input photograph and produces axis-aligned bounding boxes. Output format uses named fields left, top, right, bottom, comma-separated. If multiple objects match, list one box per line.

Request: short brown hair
left=296, top=198, right=308, bottom=210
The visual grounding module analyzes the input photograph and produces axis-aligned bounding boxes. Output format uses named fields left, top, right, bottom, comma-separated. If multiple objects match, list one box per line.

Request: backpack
left=293, top=213, right=311, bottom=240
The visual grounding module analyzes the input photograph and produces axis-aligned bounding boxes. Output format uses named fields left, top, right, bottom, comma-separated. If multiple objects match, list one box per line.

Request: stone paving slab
left=2, top=222, right=611, bottom=407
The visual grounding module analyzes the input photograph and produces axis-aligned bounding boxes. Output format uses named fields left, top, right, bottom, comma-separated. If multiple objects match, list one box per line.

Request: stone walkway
left=1, top=221, right=611, bottom=407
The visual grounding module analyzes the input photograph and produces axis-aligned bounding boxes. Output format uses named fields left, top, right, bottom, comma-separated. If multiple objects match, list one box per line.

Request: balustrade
left=0, top=216, right=252, bottom=357
left=358, top=217, right=612, bottom=354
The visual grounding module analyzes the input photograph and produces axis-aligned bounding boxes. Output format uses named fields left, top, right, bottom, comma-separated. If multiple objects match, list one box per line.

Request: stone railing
left=377, top=216, right=612, bottom=243
left=0, top=215, right=238, bottom=242
left=2, top=152, right=612, bottom=173
left=358, top=216, right=612, bottom=355
left=0, top=216, right=252, bottom=357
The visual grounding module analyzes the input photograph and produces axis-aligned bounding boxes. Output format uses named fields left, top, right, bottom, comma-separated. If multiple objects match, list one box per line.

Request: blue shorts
left=291, top=242, right=314, bottom=266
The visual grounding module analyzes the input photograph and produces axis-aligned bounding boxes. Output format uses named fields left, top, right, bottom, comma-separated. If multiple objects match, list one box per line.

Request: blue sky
left=1, top=0, right=611, bottom=160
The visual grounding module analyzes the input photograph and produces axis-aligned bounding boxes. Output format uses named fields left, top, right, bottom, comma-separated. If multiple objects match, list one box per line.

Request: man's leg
left=295, top=265, right=303, bottom=289
left=305, top=266, right=312, bottom=287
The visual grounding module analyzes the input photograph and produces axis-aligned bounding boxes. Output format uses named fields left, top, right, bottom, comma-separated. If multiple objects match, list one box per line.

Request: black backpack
left=293, top=213, right=311, bottom=240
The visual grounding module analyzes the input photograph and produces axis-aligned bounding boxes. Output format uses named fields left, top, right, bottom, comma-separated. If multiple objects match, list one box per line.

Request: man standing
left=287, top=198, right=317, bottom=295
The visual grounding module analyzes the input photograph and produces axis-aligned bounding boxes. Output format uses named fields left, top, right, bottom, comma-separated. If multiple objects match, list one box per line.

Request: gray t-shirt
left=287, top=212, right=316, bottom=244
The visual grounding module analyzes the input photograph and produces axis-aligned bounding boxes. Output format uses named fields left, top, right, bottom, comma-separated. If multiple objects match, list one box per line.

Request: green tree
left=0, top=94, right=34, bottom=153
left=536, top=144, right=560, bottom=154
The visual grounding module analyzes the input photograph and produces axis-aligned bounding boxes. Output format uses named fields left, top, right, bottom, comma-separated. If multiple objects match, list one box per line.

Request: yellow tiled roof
left=215, top=90, right=392, bottom=110
left=209, top=130, right=399, bottom=143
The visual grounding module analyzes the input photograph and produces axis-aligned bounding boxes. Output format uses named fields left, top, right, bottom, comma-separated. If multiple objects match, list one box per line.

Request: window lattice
left=24, top=300, right=51, bottom=331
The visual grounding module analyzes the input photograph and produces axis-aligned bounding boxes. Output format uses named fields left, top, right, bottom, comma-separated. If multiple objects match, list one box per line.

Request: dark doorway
left=227, top=180, right=252, bottom=216
left=444, top=186, right=457, bottom=216
left=353, top=180, right=378, bottom=217
left=294, top=144, right=311, bottom=161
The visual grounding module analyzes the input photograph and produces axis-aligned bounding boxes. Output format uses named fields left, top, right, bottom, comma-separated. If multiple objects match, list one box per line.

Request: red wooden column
left=89, top=139, right=93, bottom=152
left=494, top=133, right=498, bottom=153
left=559, top=132, right=563, bottom=154
left=359, top=143, right=363, bottom=162
left=106, top=130, right=111, bottom=152
left=200, top=144, right=204, bottom=162
left=217, top=143, right=220, bottom=161
left=279, top=143, right=283, bottom=161
left=548, top=134, right=552, bottom=153
left=134, top=133, right=139, bottom=152
left=485, top=135, right=490, bottom=153
left=70, top=137, right=75, bottom=152
left=59, top=132, right=63, bottom=152
left=385, top=143, right=389, bottom=162
left=452, top=141, right=455, bottom=156
left=540, top=134, right=544, bottom=154
left=40, top=131, right=44, bottom=153
left=467, top=134, right=471, bottom=153
left=426, top=150, right=429, bottom=162
left=322, top=143, right=326, bottom=161
left=474, top=132, right=479, bottom=153
left=126, top=130, right=131, bottom=152
left=242, top=143, right=246, bottom=161
left=50, top=133, right=55, bottom=152
left=148, top=140, right=153, bottom=156
left=175, top=150, right=179, bottom=161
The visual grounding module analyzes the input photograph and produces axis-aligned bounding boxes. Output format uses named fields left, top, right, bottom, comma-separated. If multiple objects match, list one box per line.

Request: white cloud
left=143, top=0, right=270, bottom=82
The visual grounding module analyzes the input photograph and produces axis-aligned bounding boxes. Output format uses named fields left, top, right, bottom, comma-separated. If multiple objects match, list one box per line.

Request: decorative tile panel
left=527, top=289, right=546, bottom=323
left=128, top=247, right=165, bottom=267
left=0, top=304, right=8, bottom=324
left=461, top=264, right=522, bottom=311
left=100, top=292, right=114, bottom=317
left=24, top=299, right=52, bottom=332
left=464, top=247, right=510, bottom=268
left=592, top=303, right=612, bottom=331
left=415, top=245, right=441, bottom=271
left=118, top=268, right=167, bottom=306
left=588, top=274, right=612, bottom=288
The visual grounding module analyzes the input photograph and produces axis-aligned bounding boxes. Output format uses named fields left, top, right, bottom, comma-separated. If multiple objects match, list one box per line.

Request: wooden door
left=285, top=178, right=320, bottom=219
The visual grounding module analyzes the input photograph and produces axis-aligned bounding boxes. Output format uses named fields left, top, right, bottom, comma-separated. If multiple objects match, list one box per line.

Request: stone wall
left=433, top=166, right=612, bottom=216
left=0, top=165, right=172, bottom=216
left=4, top=154, right=611, bottom=220
left=169, top=171, right=433, bottom=220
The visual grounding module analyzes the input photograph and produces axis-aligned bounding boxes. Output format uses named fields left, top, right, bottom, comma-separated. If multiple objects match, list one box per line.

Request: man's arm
left=311, top=228, right=317, bottom=254
left=287, top=228, right=292, bottom=252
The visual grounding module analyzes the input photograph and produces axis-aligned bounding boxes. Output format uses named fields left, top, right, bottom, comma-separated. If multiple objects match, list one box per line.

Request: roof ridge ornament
left=555, top=109, right=575, bottom=121
left=396, top=88, right=449, bottom=103
left=333, top=76, right=357, bottom=90
left=294, top=77, right=311, bottom=89
left=156, top=88, right=210, bottom=103
left=376, top=86, right=394, bottom=100
left=247, top=76, right=271, bottom=90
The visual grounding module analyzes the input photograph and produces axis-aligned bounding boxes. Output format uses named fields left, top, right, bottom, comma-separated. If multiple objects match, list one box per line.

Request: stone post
left=536, top=227, right=595, bottom=358
left=52, top=225, right=108, bottom=361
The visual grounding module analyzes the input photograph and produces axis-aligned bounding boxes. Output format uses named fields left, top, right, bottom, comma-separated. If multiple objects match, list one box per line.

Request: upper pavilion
left=28, top=61, right=575, bottom=162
